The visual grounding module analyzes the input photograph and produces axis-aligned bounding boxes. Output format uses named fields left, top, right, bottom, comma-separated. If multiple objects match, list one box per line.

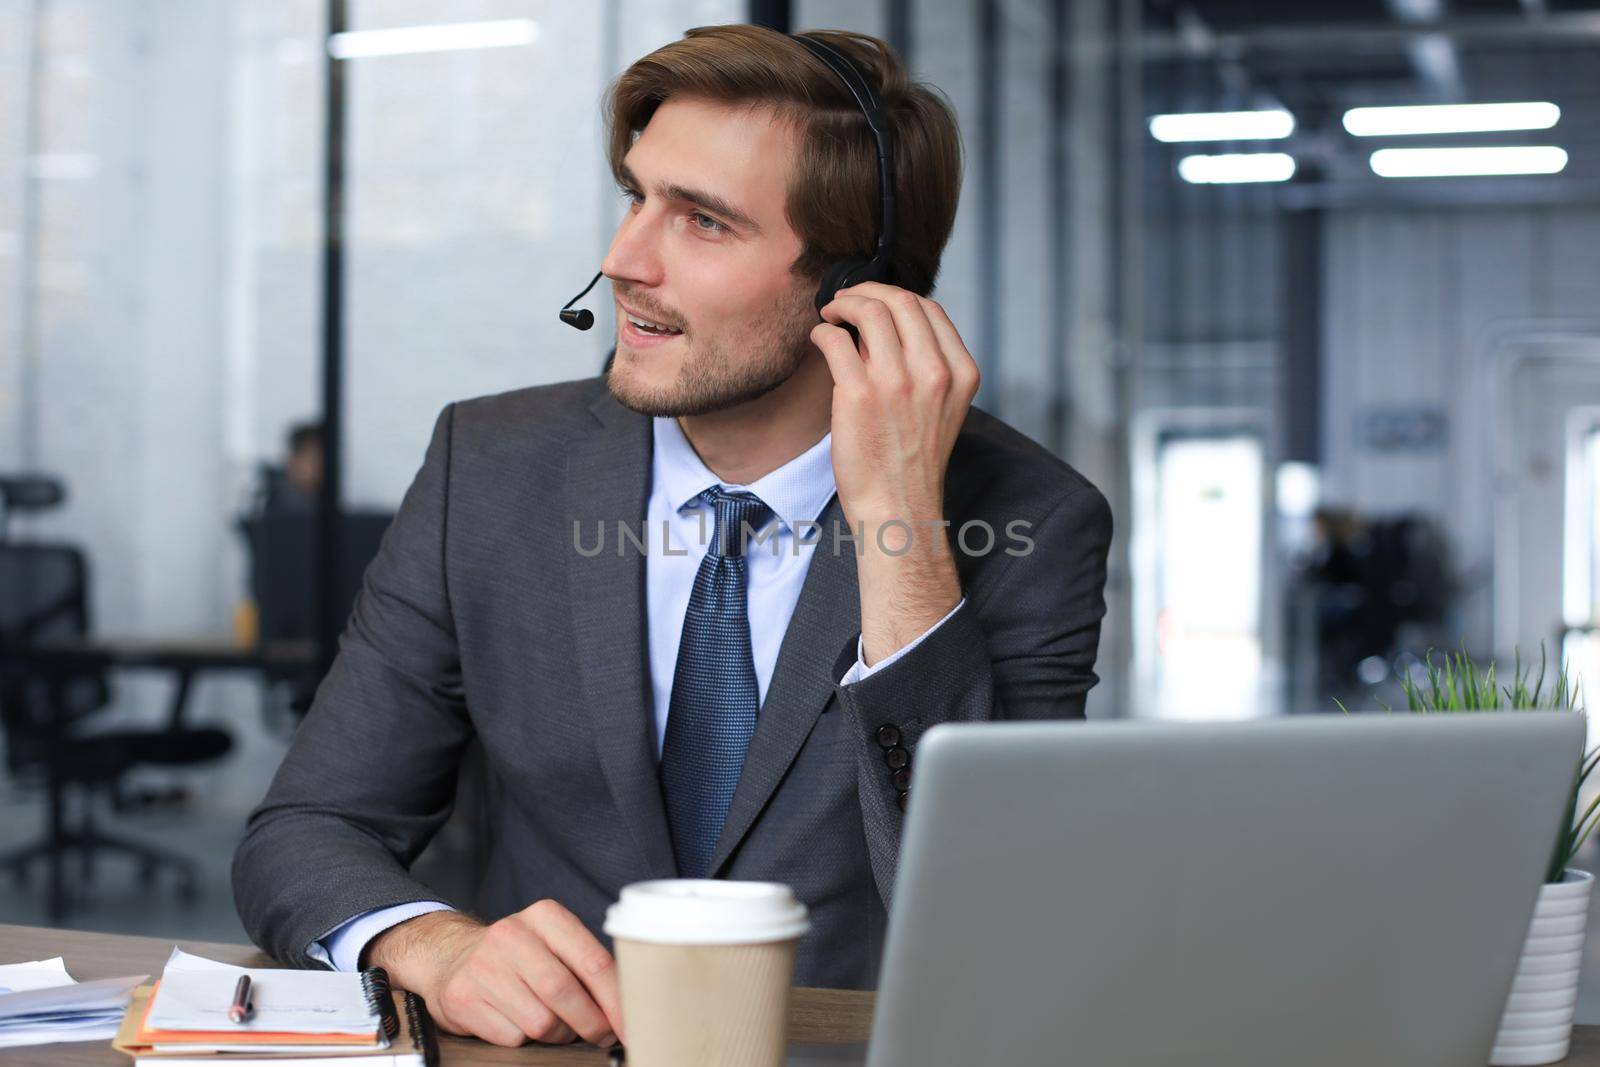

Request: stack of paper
left=113, top=949, right=434, bottom=1066
left=0, top=957, right=148, bottom=1047
left=142, top=949, right=384, bottom=1050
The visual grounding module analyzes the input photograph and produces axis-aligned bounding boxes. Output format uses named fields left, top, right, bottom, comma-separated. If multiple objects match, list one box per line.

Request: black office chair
left=0, top=542, right=234, bottom=915
left=236, top=507, right=393, bottom=718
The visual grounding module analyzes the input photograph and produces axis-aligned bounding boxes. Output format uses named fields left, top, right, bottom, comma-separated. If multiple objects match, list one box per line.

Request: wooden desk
left=0, top=924, right=873, bottom=1066
left=11, top=923, right=1600, bottom=1065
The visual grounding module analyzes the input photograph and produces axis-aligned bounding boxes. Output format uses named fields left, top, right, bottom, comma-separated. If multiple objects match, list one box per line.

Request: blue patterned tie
left=659, top=487, right=775, bottom=879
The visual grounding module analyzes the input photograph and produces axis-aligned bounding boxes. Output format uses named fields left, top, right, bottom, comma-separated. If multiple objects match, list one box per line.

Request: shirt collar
left=651, top=416, right=836, bottom=533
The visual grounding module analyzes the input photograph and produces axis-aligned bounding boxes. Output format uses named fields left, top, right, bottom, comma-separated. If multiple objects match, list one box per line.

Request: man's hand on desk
left=362, top=901, right=624, bottom=1049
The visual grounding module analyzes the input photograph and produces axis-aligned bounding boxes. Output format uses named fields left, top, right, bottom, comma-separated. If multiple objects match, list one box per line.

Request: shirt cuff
left=838, top=597, right=967, bottom=687
left=308, top=900, right=456, bottom=972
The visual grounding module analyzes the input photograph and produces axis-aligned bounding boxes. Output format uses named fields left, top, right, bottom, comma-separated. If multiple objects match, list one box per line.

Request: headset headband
left=790, top=35, right=898, bottom=281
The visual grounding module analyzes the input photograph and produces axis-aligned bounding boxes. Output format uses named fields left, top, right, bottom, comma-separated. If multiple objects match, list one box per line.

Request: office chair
left=236, top=508, right=392, bottom=719
left=0, top=542, right=234, bottom=913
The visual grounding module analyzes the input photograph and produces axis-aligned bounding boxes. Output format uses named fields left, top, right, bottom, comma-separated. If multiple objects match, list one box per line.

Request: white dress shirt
left=645, top=415, right=838, bottom=752
left=309, top=416, right=961, bottom=970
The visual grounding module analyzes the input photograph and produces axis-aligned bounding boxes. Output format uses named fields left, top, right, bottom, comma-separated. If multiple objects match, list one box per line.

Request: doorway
left=1132, top=410, right=1271, bottom=719
left=1496, top=339, right=1600, bottom=737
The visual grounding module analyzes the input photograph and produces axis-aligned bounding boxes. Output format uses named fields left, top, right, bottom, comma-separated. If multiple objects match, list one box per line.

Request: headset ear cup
left=815, top=258, right=870, bottom=313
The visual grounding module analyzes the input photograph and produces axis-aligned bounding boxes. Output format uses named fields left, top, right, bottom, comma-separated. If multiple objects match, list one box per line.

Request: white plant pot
left=1489, top=868, right=1593, bottom=1066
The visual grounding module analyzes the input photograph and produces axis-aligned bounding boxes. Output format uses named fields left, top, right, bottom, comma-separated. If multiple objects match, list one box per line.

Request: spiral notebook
left=112, top=950, right=438, bottom=1066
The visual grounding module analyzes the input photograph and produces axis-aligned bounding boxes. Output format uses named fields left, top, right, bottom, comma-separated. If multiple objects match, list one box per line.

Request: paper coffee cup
left=604, top=880, right=810, bottom=1067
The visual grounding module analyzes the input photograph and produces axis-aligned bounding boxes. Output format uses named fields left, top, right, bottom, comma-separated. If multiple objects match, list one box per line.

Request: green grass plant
left=1338, top=645, right=1592, bottom=883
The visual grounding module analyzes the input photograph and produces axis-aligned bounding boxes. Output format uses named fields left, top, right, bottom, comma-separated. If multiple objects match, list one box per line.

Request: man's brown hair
left=604, top=24, right=964, bottom=299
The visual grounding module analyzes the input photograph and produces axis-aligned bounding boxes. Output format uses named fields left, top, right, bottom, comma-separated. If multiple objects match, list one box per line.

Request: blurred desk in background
left=13, top=637, right=319, bottom=726
left=0, top=640, right=319, bottom=920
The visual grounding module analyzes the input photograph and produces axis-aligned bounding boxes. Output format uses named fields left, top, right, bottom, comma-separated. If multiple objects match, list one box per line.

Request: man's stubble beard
left=608, top=278, right=819, bottom=418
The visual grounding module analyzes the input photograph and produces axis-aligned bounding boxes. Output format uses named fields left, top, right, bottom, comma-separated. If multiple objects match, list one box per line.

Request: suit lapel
left=565, top=388, right=678, bottom=880
left=707, top=497, right=861, bottom=876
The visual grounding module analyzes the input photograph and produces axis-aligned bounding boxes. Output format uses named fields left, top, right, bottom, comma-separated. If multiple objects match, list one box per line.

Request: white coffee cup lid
left=603, top=880, right=810, bottom=945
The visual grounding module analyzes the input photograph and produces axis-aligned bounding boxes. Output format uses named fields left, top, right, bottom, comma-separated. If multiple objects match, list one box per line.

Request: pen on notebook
left=227, top=975, right=253, bottom=1024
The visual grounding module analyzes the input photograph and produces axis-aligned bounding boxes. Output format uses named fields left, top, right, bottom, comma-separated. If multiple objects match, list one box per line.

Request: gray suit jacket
left=233, top=375, right=1112, bottom=989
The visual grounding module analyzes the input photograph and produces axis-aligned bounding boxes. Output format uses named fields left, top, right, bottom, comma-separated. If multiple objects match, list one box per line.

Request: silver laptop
left=848, top=712, right=1584, bottom=1067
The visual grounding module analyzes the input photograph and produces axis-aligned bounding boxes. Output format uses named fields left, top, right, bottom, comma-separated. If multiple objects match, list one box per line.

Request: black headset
left=559, top=31, right=896, bottom=331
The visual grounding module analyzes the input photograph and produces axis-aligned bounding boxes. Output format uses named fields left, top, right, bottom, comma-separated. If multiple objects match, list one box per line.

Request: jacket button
left=885, top=746, right=909, bottom=770
left=892, top=768, right=910, bottom=791
left=876, top=724, right=901, bottom=749
left=897, top=790, right=909, bottom=813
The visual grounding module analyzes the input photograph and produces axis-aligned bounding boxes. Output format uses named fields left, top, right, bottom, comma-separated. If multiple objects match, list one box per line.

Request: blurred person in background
left=268, top=422, right=324, bottom=515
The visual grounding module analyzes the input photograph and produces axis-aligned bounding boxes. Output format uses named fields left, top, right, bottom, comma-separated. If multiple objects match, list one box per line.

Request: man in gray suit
left=234, top=25, right=1110, bottom=1051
